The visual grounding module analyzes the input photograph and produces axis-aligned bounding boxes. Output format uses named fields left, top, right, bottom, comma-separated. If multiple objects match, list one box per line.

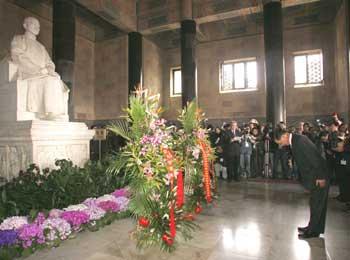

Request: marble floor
left=24, top=181, right=350, bottom=260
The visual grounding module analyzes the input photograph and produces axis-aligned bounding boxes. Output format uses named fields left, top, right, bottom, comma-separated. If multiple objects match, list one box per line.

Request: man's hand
left=316, top=179, right=326, bottom=188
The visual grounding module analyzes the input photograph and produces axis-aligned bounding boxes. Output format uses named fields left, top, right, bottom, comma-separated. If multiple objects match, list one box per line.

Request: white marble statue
left=10, top=17, right=69, bottom=121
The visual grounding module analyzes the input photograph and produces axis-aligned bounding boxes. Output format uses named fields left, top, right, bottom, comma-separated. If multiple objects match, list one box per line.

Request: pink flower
left=143, top=163, right=153, bottom=180
left=194, top=128, right=206, bottom=140
left=139, top=147, right=147, bottom=156
left=112, top=188, right=129, bottom=198
left=97, top=201, right=120, bottom=212
left=151, top=193, right=160, bottom=201
left=17, top=224, right=44, bottom=248
left=192, top=146, right=201, bottom=159
left=49, top=209, right=63, bottom=218
left=34, top=212, right=46, bottom=226
left=60, top=211, right=90, bottom=230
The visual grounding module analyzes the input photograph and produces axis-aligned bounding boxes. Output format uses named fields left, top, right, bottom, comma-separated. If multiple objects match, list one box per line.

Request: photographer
left=327, top=121, right=339, bottom=184
left=240, top=124, right=253, bottom=178
left=251, top=126, right=263, bottom=178
left=334, top=135, right=350, bottom=204
left=212, top=127, right=227, bottom=180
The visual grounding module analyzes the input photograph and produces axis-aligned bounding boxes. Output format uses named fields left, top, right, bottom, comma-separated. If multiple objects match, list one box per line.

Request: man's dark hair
left=319, top=131, right=329, bottom=138
left=223, top=123, right=230, bottom=129
left=274, top=127, right=289, bottom=141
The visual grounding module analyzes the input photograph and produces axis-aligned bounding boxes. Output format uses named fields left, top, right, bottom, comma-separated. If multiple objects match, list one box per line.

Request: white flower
left=96, top=194, right=118, bottom=204
left=64, top=204, right=88, bottom=211
left=0, top=216, right=28, bottom=230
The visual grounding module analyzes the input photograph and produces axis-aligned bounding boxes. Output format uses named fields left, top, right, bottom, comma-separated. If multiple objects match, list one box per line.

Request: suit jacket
left=223, top=129, right=241, bottom=158
left=291, top=134, right=328, bottom=190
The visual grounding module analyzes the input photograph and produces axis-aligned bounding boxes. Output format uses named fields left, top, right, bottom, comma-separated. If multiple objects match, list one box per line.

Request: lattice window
left=294, top=51, right=323, bottom=87
left=220, top=59, right=257, bottom=92
left=170, top=67, right=182, bottom=96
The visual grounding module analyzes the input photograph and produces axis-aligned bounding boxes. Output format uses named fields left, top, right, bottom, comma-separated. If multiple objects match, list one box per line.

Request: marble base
left=0, top=120, right=94, bottom=180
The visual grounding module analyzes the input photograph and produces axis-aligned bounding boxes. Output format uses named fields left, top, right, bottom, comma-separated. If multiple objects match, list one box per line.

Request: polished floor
left=24, top=181, right=350, bottom=260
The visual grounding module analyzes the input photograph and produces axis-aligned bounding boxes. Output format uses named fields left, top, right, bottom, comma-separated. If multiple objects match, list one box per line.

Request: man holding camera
left=274, top=128, right=329, bottom=238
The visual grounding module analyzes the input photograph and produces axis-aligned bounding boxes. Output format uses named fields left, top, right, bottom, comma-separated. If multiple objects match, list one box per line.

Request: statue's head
left=23, top=17, right=40, bottom=36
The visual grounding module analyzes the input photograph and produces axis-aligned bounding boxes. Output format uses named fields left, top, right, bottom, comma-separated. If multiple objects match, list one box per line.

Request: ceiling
left=145, top=0, right=342, bottom=49
left=8, top=0, right=343, bottom=46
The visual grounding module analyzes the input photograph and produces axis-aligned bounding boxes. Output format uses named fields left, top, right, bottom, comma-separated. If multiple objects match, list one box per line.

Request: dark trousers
left=336, top=165, right=350, bottom=202
left=308, top=183, right=329, bottom=234
left=226, top=155, right=240, bottom=180
left=251, top=148, right=263, bottom=177
left=273, top=149, right=289, bottom=178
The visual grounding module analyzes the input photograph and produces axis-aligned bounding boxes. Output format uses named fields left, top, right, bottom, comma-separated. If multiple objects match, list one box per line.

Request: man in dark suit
left=274, top=128, right=329, bottom=238
left=223, top=120, right=241, bottom=181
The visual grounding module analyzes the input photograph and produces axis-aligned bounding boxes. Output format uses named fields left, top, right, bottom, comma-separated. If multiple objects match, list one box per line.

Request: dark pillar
left=181, top=20, right=196, bottom=107
left=53, top=0, right=76, bottom=119
left=128, top=32, right=143, bottom=95
left=263, top=1, right=286, bottom=127
left=347, top=0, right=350, bottom=121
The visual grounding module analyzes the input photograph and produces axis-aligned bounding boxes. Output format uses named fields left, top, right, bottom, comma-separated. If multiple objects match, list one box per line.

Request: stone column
left=52, top=0, right=76, bottom=119
left=347, top=0, right=350, bottom=120
left=180, top=19, right=196, bottom=107
left=263, top=1, right=286, bottom=127
left=128, top=32, right=143, bottom=95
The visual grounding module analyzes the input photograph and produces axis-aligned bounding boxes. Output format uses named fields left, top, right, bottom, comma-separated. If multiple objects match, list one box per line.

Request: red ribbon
left=176, top=169, right=184, bottom=208
left=167, top=149, right=184, bottom=208
left=162, top=147, right=178, bottom=238
left=199, top=141, right=212, bottom=202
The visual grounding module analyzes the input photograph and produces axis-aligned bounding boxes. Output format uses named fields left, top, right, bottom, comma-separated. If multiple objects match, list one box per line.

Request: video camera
left=315, top=119, right=326, bottom=129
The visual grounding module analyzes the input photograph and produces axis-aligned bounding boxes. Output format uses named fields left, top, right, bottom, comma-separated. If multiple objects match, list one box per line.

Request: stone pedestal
left=0, top=120, right=94, bottom=180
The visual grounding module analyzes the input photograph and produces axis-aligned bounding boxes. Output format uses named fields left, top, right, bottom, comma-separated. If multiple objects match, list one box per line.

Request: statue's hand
left=40, top=68, right=49, bottom=75
left=49, top=71, right=60, bottom=78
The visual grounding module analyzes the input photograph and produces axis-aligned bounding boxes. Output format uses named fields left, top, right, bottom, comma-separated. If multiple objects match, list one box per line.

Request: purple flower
left=0, top=230, right=18, bottom=247
left=114, top=197, right=129, bottom=211
left=60, top=211, right=90, bottom=231
left=17, top=224, right=44, bottom=248
left=98, top=201, right=120, bottom=212
left=34, top=212, right=46, bottom=226
left=112, top=188, right=129, bottom=198
left=41, top=217, right=71, bottom=241
left=0, top=216, right=28, bottom=231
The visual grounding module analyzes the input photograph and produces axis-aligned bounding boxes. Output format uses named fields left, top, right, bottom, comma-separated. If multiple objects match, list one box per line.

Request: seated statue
left=10, top=17, right=69, bottom=121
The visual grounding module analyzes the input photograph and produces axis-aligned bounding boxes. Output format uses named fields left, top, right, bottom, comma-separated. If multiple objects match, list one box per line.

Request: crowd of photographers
left=208, top=112, right=350, bottom=211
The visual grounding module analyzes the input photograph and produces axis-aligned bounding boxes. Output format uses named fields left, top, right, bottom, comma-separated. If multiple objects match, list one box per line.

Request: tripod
left=263, top=136, right=272, bottom=178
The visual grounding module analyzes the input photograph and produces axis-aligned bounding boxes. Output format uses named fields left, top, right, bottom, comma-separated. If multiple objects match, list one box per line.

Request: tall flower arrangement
left=108, top=92, right=217, bottom=251
left=176, top=101, right=217, bottom=212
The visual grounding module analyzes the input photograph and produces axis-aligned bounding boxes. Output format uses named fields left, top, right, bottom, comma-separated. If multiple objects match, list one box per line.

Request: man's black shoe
left=336, top=196, right=348, bottom=203
left=298, top=232, right=320, bottom=239
left=297, top=226, right=308, bottom=233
